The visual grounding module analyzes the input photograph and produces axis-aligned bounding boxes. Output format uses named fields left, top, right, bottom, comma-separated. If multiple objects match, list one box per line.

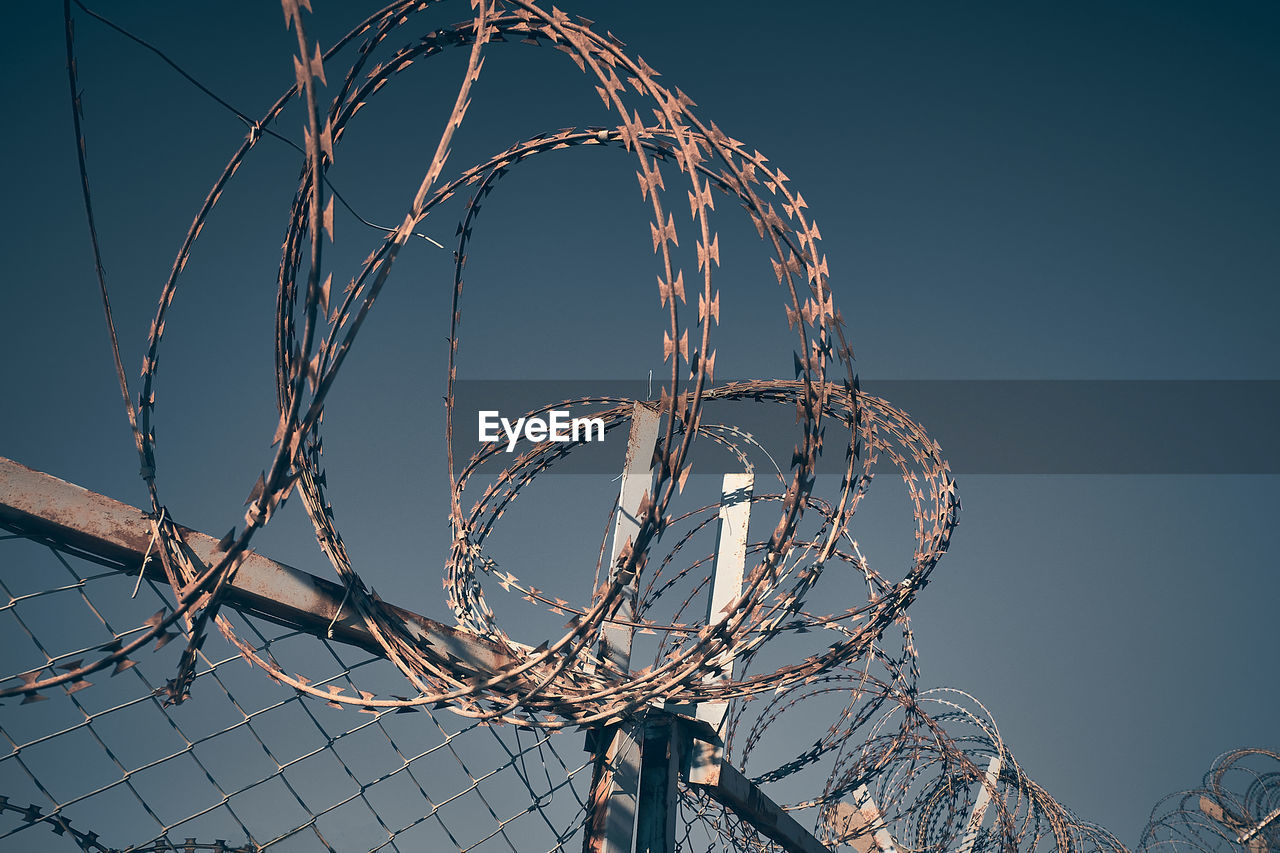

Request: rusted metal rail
left=0, top=455, right=525, bottom=678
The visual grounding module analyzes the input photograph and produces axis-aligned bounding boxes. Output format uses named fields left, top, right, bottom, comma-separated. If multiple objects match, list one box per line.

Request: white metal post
left=599, top=403, right=661, bottom=672
left=833, top=785, right=898, bottom=853
left=956, top=755, right=1002, bottom=853
left=695, top=472, right=753, bottom=736
left=586, top=403, right=660, bottom=853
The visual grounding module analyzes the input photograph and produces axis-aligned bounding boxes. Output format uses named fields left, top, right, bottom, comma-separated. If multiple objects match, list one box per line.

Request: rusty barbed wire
left=808, top=689, right=1131, bottom=853
left=1138, top=750, right=1280, bottom=853
left=2, top=0, right=961, bottom=732
left=7, top=3, right=1243, bottom=853
left=665, top=687, right=1137, bottom=853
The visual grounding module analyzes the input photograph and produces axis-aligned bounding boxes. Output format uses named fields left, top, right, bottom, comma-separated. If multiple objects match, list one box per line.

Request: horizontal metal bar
left=0, top=456, right=524, bottom=678
left=679, top=716, right=833, bottom=853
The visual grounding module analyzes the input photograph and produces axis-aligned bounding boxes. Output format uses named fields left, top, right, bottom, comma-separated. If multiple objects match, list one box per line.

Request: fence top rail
left=0, top=455, right=531, bottom=680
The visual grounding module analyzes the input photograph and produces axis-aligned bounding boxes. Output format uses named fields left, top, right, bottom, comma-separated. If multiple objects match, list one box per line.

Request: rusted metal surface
left=850, top=786, right=899, bottom=853
left=0, top=455, right=528, bottom=681
left=583, top=722, right=644, bottom=853
left=830, top=788, right=898, bottom=853
left=830, top=798, right=878, bottom=853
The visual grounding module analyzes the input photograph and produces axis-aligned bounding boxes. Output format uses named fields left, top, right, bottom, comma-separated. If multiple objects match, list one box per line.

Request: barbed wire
left=2, top=1, right=1271, bottom=852
left=1138, top=750, right=1279, bottom=853
left=6, top=0, right=946, bottom=732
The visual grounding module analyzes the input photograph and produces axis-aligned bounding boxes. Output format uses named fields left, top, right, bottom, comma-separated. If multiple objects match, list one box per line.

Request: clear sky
left=1, top=1, right=1277, bottom=849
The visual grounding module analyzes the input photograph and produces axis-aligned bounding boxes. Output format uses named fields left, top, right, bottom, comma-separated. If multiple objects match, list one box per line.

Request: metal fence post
left=584, top=404, right=660, bottom=853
